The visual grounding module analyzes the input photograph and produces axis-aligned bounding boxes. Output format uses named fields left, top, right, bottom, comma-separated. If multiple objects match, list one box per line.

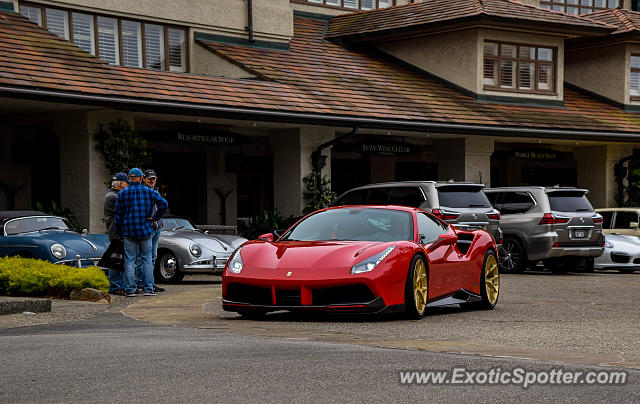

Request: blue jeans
left=123, top=236, right=153, bottom=294
left=108, top=269, right=124, bottom=292
left=136, top=228, right=161, bottom=288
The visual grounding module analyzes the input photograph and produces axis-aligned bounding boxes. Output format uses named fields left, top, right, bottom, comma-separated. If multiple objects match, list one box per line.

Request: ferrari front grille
left=226, top=283, right=272, bottom=305
left=275, top=289, right=301, bottom=306
left=312, top=285, right=376, bottom=306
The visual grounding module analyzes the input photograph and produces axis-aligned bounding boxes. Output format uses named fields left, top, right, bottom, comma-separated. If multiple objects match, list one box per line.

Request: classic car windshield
left=4, top=216, right=74, bottom=235
left=281, top=208, right=413, bottom=242
left=162, top=218, right=196, bottom=231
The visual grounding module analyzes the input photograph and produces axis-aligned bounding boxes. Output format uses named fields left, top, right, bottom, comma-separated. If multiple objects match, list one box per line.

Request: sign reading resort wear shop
left=176, top=131, right=239, bottom=145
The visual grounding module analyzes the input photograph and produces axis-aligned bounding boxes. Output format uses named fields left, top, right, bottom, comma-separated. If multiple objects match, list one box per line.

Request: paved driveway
left=125, top=271, right=640, bottom=369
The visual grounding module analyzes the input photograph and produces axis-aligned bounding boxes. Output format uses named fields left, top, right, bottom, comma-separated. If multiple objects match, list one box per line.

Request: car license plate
left=573, top=230, right=586, bottom=238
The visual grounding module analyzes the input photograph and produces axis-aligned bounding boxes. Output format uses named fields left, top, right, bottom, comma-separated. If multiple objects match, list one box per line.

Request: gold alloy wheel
left=484, top=254, right=500, bottom=305
left=413, top=259, right=428, bottom=313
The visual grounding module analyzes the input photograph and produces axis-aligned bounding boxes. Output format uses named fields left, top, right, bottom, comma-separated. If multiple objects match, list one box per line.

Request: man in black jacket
left=103, top=172, right=128, bottom=295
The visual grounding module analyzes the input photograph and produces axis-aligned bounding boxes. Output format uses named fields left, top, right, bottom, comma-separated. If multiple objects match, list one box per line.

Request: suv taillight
left=539, top=213, right=570, bottom=225
left=432, top=209, right=460, bottom=221
left=487, top=213, right=501, bottom=220
left=592, top=214, right=603, bottom=224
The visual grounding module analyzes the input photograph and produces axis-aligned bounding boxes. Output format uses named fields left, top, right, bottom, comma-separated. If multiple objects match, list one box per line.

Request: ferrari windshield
left=281, top=208, right=414, bottom=242
left=162, top=218, right=197, bottom=231
left=4, top=216, right=74, bottom=235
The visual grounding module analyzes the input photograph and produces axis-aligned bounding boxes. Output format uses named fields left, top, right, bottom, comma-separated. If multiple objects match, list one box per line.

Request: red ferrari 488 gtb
left=222, top=206, right=499, bottom=319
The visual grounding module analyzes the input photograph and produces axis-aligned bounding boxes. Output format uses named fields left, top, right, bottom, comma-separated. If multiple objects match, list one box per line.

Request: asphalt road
left=0, top=314, right=638, bottom=403
left=0, top=271, right=639, bottom=402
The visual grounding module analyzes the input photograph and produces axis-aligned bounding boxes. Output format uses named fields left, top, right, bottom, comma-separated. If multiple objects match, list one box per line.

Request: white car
left=594, top=234, right=640, bottom=274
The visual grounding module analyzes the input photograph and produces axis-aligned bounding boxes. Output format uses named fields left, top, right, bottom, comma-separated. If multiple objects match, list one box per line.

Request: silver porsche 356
left=155, top=216, right=248, bottom=282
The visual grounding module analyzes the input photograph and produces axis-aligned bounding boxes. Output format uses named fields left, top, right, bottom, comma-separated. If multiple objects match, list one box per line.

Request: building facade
left=1, top=0, right=639, bottom=232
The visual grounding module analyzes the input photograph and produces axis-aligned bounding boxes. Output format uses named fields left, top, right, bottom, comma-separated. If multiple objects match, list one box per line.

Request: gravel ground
left=0, top=274, right=221, bottom=329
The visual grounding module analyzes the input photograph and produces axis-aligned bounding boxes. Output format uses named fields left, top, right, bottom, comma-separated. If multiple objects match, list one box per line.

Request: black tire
left=154, top=251, right=185, bottom=283
left=404, top=255, right=428, bottom=320
left=499, top=238, right=526, bottom=273
left=583, top=257, right=595, bottom=273
left=545, top=258, right=569, bottom=274
left=618, top=268, right=636, bottom=274
left=463, top=250, right=500, bottom=310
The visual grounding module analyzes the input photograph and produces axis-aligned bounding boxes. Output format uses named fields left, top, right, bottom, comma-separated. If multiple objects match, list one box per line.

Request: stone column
left=56, top=110, right=134, bottom=232
left=270, top=127, right=335, bottom=217
left=464, top=136, right=494, bottom=186
left=575, top=144, right=634, bottom=208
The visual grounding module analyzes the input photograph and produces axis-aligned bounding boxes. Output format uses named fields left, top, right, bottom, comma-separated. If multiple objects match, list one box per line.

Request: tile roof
left=201, top=15, right=640, bottom=134
left=586, top=8, right=640, bottom=34
left=0, top=10, right=639, bottom=137
left=326, top=0, right=614, bottom=39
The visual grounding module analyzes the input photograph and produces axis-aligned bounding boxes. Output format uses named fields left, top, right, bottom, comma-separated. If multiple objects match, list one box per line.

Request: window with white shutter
left=631, top=55, right=640, bottom=98
left=145, top=24, right=165, bottom=70
left=97, top=16, right=119, bottom=65
left=72, top=12, right=95, bottom=55
left=19, top=4, right=186, bottom=72
left=45, top=8, right=69, bottom=40
left=168, top=28, right=186, bottom=72
left=361, top=0, right=375, bottom=10
left=299, top=1, right=395, bottom=9
left=483, top=41, right=556, bottom=94
left=19, top=5, right=42, bottom=26
left=121, top=20, right=142, bottom=68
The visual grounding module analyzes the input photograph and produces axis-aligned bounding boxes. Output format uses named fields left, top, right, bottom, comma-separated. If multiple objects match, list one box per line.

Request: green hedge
left=0, top=257, right=108, bottom=297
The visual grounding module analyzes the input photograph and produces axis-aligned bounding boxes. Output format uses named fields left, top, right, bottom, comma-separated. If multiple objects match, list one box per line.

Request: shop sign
left=511, top=148, right=563, bottom=161
left=176, top=131, right=237, bottom=145
left=359, top=141, right=417, bottom=156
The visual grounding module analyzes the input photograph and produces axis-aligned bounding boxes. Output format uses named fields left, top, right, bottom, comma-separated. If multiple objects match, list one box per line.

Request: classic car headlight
left=189, top=243, right=202, bottom=258
left=351, top=247, right=396, bottom=274
left=227, top=247, right=244, bottom=274
left=50, top=244, right=67, bottom=260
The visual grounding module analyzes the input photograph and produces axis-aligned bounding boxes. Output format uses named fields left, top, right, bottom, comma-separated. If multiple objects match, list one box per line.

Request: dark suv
left=333, top=181, right=502, bottom=243
left=484, top=186, right=604, bottom=273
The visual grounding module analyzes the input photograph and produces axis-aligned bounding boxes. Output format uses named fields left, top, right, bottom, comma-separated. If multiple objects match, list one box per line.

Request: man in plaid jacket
left=115, top=168, right=168, bottom=297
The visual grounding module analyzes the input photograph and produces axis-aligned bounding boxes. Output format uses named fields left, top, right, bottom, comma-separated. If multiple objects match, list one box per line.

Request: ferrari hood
left=241, top=241, right=393, bottom=270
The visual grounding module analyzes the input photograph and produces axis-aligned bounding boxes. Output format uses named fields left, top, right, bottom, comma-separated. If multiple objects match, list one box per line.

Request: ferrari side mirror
left=258, top=233, right=274, bottom=243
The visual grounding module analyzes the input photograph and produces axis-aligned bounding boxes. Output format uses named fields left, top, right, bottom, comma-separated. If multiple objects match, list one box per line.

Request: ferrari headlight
left=50, top=244, right=67, bottom=260
left=189, top=243, right=202, bottom=258
left=228, top=247, right=244, bottom=274
left=351, top=247, right=396, bottom=274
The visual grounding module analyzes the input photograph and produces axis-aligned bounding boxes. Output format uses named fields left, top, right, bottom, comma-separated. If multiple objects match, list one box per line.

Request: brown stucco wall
left=376, top=29, right=479, bottom=93
left=565, top=44, right=626, bottom=106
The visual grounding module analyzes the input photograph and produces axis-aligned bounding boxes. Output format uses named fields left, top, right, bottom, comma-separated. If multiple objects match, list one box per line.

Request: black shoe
left=153, top=285, right=165, bottom=292
left=109, top=289, right=125, bottom=296
left=135, top=288, right=143, bottom=294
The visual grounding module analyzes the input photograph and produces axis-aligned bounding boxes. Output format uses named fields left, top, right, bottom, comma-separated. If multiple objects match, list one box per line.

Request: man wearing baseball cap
left=115, top=168, right=168, bottom=297
left=134, top=168, right=165, bottom=293
left=103, top=172, right=128, bottom=295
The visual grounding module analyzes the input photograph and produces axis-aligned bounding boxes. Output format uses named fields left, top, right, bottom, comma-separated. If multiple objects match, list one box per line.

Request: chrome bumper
left=55, top=257, right=102, bottom=268
left=183, top=255, right=231, bottom=274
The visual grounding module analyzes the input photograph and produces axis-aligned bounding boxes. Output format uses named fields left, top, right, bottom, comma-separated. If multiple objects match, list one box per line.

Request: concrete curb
left=0, top=297, right=52, bottom=315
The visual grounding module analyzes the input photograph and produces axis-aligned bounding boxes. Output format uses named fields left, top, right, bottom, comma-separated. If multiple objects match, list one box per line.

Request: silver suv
left=333, top=181, right=502, bottom=243
left=484, top=187, right=604, bottom=273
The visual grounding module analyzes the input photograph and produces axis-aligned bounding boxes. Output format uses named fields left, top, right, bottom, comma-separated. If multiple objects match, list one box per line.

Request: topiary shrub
left=0, top=257, right=108, bottom=297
